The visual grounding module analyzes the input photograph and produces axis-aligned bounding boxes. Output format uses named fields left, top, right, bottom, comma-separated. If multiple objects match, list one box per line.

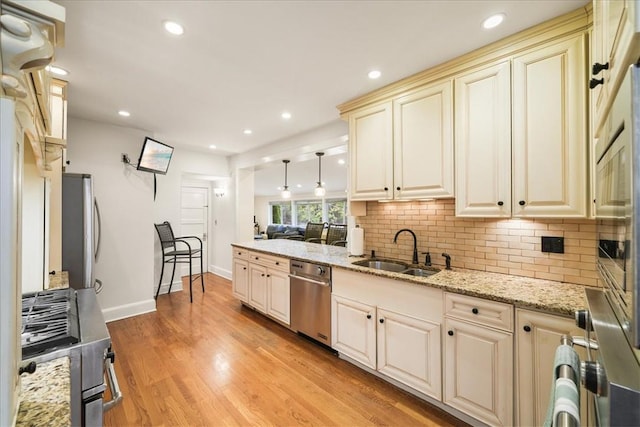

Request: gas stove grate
left=21, top=288, right=80, bottom=358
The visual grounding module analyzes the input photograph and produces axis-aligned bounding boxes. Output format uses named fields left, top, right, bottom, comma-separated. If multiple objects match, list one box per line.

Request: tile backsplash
left=356, top=199, right=599, bottom=287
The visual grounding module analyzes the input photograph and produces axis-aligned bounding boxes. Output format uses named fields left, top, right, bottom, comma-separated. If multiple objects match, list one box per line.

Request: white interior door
left=180, top=186, right=208, bottom=277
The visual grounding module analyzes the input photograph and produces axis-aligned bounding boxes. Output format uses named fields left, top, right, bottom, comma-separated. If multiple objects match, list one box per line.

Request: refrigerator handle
left=94, top=197, right=102, bottom=261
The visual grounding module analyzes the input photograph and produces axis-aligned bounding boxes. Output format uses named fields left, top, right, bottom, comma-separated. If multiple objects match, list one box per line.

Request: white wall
left=66, top=117, right=156, bottom=321
left=66, top=117, right=231, bottom=320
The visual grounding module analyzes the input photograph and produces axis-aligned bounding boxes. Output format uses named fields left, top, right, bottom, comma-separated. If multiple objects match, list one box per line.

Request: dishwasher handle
left=288, top=274, right=330, bottom=287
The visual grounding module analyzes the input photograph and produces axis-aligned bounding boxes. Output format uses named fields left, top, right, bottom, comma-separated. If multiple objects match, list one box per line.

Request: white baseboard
left=210, top=265, right=232, bottom=280
left=103, top=298, right=156, bottom=323
left=156, top=279, right=183, bottom=296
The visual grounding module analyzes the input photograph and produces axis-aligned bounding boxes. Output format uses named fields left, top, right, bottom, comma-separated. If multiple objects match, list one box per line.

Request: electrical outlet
left=541, top=236, right=564, bottom=254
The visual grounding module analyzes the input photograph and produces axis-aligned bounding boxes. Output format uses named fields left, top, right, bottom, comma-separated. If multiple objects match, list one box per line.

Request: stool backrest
left=325, top=223, right=347, bottom=246
left=155, top=221, right=176, bottom=251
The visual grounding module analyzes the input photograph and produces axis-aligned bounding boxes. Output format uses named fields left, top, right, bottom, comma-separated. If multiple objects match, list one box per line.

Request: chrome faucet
left=393, top=228, right=418, bottom=264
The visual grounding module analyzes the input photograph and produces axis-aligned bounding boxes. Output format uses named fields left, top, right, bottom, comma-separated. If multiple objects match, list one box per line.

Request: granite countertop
left=48, top=271, right=69, bottom=289
left=16, top=357, right=71, bottom=427
left=232, top=239, right=590, bottom=316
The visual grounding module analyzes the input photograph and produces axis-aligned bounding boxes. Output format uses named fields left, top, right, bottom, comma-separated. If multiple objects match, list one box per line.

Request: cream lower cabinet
left=332, top=269, right=442, bottom=400
left=231, top=253, right=249, bottom=302
left=516, top=309, right=588, bottom=426
left=443, top=293, right=513, bottom=426
left=231, top=249, right=290, bottom=325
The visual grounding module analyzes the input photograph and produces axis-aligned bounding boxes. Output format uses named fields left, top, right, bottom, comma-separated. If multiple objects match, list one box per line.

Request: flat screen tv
left=136, top=137, right=174, bottom=175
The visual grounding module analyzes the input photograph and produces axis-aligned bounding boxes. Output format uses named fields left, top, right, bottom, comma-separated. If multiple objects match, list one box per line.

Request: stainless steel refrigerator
left=62, top=173, right=102, bottom=291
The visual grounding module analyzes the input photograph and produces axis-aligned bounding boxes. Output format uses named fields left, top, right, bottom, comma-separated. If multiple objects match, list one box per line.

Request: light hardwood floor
left=103, top=273, right=465, bottom=426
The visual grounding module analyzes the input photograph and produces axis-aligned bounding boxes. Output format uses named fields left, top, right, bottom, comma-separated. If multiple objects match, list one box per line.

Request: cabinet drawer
left=249, top=252, right=289, bottom=272
left=444, top=293, right=513, bottom=332
left=232, top=248, right=249, bottom=260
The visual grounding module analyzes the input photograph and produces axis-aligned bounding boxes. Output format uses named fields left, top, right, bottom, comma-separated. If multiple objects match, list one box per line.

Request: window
left=268, top=198, right=347, bottom=225
left=295, top=200, right=322, bottom=225
left=270, top=202, right=292, bottom=224
left=327, top=199, right=347, bottom=224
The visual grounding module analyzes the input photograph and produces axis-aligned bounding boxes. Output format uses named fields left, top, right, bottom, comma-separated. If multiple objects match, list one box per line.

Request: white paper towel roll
left=350, top=225, right=364, bottom=256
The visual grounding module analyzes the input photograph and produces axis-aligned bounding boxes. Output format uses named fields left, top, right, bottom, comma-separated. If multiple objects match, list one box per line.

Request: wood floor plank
left=103, top=273, right=465, bottom=426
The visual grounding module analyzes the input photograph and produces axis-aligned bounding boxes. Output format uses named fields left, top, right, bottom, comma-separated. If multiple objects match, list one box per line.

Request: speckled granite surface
left=48, top=271, right=69, bottom=289
left=17, top=357, right=70, bottom=427
left=232, top=239, right=590, bottom=316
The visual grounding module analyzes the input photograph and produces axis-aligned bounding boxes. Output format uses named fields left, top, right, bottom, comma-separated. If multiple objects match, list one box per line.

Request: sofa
left=265, top=224, right=305, bottom=239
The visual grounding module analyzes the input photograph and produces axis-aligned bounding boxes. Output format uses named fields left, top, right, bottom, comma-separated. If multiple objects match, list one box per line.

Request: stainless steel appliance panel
left=595, top=64, right=640, bottom=348
left=290, top=260, right=331, bottom=346
left=62, top=173, right=96, bottom=289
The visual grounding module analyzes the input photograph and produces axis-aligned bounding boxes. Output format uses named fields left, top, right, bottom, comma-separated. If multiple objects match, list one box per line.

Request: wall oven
left=582, top=63, right=640, bottom=425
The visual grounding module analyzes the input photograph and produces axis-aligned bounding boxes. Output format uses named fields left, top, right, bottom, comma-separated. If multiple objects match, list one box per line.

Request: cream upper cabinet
left=393, top=80, right=454, bottom=199
left=591, top=0, right=640, bottom=136
left=455, top=61, right=511, bottom=217
left=515, top=309, right=589, bottom=426
left=349, top=102, right=394, bottom=200
left=512, top=34, right=588, bottom=217
left=347, top=80, right=454, bottom=201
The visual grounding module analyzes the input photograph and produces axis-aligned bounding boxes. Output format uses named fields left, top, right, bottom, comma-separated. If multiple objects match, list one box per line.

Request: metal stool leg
left=199, top=251, right=204, bottom=293
left=167, top=256, right=177, bottom=295
left=188, top=253, right=193, bottom=303
left=155, top=258, right=165, bottom=300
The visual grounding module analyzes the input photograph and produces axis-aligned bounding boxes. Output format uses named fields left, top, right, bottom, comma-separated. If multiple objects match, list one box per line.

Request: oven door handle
left=103, top=358, right=123, bottom=412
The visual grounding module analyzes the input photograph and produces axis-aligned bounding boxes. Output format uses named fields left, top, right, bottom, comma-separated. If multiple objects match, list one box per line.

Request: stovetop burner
left=21, top=288, right=80, bottom=358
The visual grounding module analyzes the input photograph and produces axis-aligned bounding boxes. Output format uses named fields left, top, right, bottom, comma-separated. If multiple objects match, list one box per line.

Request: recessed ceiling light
left=281, top=111, right=292, bottom=120
left=243, top=129, right=252, bottom=135
left=118, top=110, right=130, bottom=117
left=163, top=20, right=184, bottom=35
left=338, top=159, right=345, bottom=165
left=296, top=184, right=302, bottom=188
left=482, top=13, right=505, bottom=29
left=45, top=65, right=68, bottom=76
left=209, top=144, right=217, bottom=149
left=368, top=70, right=382, bottom=79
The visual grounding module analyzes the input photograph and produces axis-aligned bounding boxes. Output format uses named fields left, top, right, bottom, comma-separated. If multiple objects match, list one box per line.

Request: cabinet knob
left=243, top=267, right=247, bottom=270
left=519, top=200, right=526, bottom=206
left=497, top=201, right=504, bottom=206
left=589, top=78, right=604, bottom=89
left=275, top=262, right=279, bottom=265
left=396, top=186, right=401, bottom=191
left=448, top=330, right=454, bottom=336
left=366, top=314, right=372, bottom=319
left=384, top=187, right=389, bottom=191
left=261, top=273, right=265, bottom=277
left=472, top=308, right=479, bottom=315
left=592, top=62, right=609, bottom=75
left=379, top=318, right=385, bottom=324
left=19, top=361, right=37, bottom=376
left=266, top=274, right=270, bottom=278
left=523, top=325, right=531, bottom=332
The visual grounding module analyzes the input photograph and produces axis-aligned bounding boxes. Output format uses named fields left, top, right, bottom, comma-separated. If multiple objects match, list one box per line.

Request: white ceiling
left=51, top=0, right=589, bottom=195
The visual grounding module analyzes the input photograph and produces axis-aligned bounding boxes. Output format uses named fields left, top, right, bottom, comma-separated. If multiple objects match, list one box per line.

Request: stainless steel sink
left=401, top=267, right=440, bottom=277
left=352, top=259, right=408, bottom=272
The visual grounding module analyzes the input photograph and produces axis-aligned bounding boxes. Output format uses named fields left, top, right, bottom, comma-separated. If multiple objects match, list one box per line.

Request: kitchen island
left=232, top=239, right=588, bottom=316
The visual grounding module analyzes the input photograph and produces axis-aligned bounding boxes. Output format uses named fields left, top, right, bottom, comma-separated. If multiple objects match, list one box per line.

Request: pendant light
left=314, top=152, right=326, bottom=197
left=281, top=159, right=291, bottom=199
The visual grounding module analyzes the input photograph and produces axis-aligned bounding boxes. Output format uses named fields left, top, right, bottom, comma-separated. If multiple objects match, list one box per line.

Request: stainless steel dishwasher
left=289, top=260, right=331, bottom=346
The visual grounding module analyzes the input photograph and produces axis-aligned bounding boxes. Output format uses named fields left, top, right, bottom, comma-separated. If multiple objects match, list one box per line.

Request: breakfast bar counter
left=232, top=239, right=589, bottom=316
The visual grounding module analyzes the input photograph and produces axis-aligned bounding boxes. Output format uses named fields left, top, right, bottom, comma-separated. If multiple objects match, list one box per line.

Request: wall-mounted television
left=136, top=137, right=174, bottom=175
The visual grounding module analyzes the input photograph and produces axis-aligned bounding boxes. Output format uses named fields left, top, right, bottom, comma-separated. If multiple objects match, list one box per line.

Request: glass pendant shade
left=314, top=152, right=325, bottom=197
left=281, top=160, right=291, bottom=199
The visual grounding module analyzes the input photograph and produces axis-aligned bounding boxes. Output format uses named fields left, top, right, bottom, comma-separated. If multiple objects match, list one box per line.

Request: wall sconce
left=214, top=188, right=225, bottom=198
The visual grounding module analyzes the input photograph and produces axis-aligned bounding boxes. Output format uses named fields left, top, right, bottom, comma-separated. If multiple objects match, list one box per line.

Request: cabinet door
left=331, top=295, right=376, bottom=369
left=444, top=317, right=513, bottom=426
left=349, top=102, right=393, bottom=201
left=232, top=258, right=249, bottom=302
left=455, top=61, right=511, bottom=217
left=393, top=80, right=453, bottom=199
left=516, top=310, right=588, bottom=426
left=512, top=34, right=587, bottom=217
left=248, top=264, right=267, bottom=313
left=377, top=308, right=441, bottom=400
left=266, top=269, right=290, bottom=325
